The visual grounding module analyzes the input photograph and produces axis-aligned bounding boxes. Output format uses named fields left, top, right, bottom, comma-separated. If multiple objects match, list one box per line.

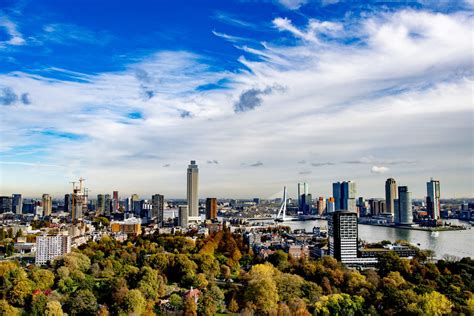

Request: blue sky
left=0, top=0, right=473, bottom=199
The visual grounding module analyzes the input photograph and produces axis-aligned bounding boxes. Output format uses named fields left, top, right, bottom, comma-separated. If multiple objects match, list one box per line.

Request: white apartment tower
left=35, top=234, right=71, bottom=265
left=187, top=160, right=199, bottom=217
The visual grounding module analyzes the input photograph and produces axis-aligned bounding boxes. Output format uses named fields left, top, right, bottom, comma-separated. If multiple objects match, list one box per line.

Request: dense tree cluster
left=0, top=227, right=472, bottom=315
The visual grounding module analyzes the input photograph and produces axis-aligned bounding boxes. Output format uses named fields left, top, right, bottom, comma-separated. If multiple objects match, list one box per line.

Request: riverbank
left=358, top=222, right=468, bottom=232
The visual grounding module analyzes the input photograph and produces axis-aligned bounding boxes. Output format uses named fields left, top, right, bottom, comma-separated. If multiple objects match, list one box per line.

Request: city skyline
left=1, top=1, right=473, bottom=198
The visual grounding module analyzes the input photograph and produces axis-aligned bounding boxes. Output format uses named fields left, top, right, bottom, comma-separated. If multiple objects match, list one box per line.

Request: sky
left=0, top=0, right=473, bottom=200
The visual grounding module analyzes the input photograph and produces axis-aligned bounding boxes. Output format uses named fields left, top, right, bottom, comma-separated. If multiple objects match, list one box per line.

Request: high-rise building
left=317, top=197, right=325, bottom=215
left=152, top=194, right=164, bottom=225
left=113, top=191, right=119, bottom=212
left=187, top=160, right=199, bottom=217
left=426, top=179, right=441, bottom=220
left=64, top=194, right=72, bottom=214
left=206, top=198, right=218, bottom=220
left=104, top=194, right=111, bottom=215
left=179, top=205, right=188, bottom=227
left=385, top=178, right=397, bottom=217
left=297, top=182, right=309, bottom=212
left=328, top=211, right=358, bottom=262
left=0, top=196, right=13, bottom=213
left=326, top=197, right=335, bottom=213
left=333, top=181, right=356, bottom=212
left=394, top=186, right=413, bottom=225
left=42, top=194, right=52, bottom=216
left=97, top=194, right=105, bottom=214
left=12, top=194, right=22, bottom=215
left=35, top=234, right=71, bottom=265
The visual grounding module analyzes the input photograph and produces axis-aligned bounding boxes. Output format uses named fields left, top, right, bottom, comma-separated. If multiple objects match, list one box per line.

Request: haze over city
left=0, top=1, right=473, bottom=198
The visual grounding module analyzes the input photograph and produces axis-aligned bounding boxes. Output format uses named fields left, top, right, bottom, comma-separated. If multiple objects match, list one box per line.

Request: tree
left=30, top=293, right=48, bottom=316
left=31, top=269, right=55, bottom=290
left=45, top=301, right=63, bottom=316
left=0, top=300, right=17, bottom=315
left=244, top=264, right=279, bottom=314
left=184, top=296, right=197, bottom=316
left=268, top=250, right=289, bottom=271
left=419, top=291, right=453, bottom=316
left=276, top=273, right=304, bottom=302
left=138, top=266, right=166, bottom=300
left=123, top=289, right=146, bottom=315
left=198, top=284, right=225, bottom=316
left=68, top=289, right=97, bottom=316
left=313, top=293, right=364, bottom=316
left=9, top=278, right=34, bottom=306
left=228, top=297, right=239, bottom=313
left=168, top=293, right=183, bottom=310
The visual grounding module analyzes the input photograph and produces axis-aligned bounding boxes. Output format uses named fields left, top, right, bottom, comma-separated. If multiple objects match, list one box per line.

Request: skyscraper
left=328, top=211, right=358, bottom=262
left=394, top=186, right=413, bottom=225
left=206, top=198, right=217, bottom=220
left=0, top=196, right=13, bottom=213
left=179, top=205, right=188, bottom=227
left=317, top=197, right=326, bottom=216
left=36, top=234, right=71, bottom=265
left=12, top=194, right=22, bottom=215
left=113, top=191, right=119, bottom=212
left=64, top=194, right=72, bottom=214
left=104, top=194, right=111, bottom=215
left=333, top=181, right=356, bottom=212
left=187, top=160, right=199, bottom=217
left=426, top=179, right=441, bottom=220
left=297, top=182, right=309, bottom=211
left=42, top=194, right=52, bottom=216
left=97, top=194, right=105, bottom=214
left=385, top=178, right=397, bottom=217
left=326, top=197, right=335, bottom=213
left=152, top=194, right=164, bottom=225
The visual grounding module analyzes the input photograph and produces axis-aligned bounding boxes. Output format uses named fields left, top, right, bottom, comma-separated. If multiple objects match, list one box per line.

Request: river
left=285, top=219, right=473, bottom=259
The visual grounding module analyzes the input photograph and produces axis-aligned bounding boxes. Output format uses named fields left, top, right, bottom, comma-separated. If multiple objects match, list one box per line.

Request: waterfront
left=284, top=219, right=473, bottom=259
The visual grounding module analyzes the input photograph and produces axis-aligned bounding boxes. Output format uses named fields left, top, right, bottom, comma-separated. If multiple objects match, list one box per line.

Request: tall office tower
left=328, top=211, right=358, bottom=262
left=42, top=194, right=52, bottom=216
left=35, top=234, right=71, bottom=265
left=332, top=182, right=342, bottom=210
left=394, top=186, right=413, bottom=225
left=152, top=194, right=165, bottom=224
left=342, top=181, right=357, bottom=212
left=179, top=205, right=188, bottom=227
left=297, top=182, right=309, bottom=211
left=426, top=179, right=441, bottom=220
left=104, top=194, right=111, bottom=215
left=333, top=181, right=356, bottom=212
left=317, top=197, right=326, bottom=216
left=301, top=193, right=312, bottom=214
left=0, top=196, right=13, bottom=213
left=206, top=198, right=218, bottom=220
left=113, top=191, right=119, bottom=212
left=12, top=194, right=22, bottom=215
left=97, top=194, right=105, bottom=214
left=187, top=160, right=199, bottom=217
left=326, top=197, right=335, bottom=213
left=385, top=178, right=397, bottom=217
left=64, top=194, right=72, bottom=213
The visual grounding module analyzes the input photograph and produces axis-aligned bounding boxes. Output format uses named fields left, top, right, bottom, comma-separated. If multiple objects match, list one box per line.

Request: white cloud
left=0, top=10, right=473, bottom=198
left=277, top=0, right=308, bottom=10
left=0, top=17, right=25, bottom=47
left=371, top=166, right=390, bottom=174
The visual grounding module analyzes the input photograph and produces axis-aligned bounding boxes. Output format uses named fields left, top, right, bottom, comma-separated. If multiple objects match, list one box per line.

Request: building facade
left=426, top=179, right=441, bottom=220
left=179, top=205, right=189, bottom=227
left=333, top=181, right=357, bottom=212
left=206, top=198, right=217, bottom=220
left=328, top=211, right=358, bottom=262
left=385, top=178, right=397, bottom=217
left=152, top=194, right=165, bottom=225
left=42, top=194, right=52, bottom=216
left=12, top=194, right=22, bottom=215
left=0, top=196, right=13, bottom=213
left=395, top=186, right=413, bottom=225
left=187, top=160, right=199, bottom=217
left=35, top=235, right=71, bottom=265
